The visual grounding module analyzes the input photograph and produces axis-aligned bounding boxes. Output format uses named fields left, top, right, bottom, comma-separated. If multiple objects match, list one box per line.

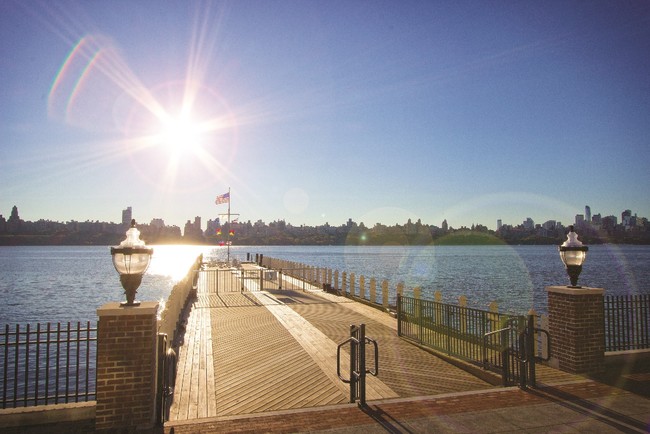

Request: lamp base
left=120, top=274, right=143, bottom=306
left=120, top=300, right=141, bottom=307
left=565, top=265, right=583, bottom=288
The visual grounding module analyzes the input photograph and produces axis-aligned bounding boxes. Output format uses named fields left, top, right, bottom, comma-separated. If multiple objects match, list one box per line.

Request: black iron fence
left=605, top=294, right=650, bottom=352
left=1, top=322, right=97, bottom=409
left=397, top=295, right=532, bottom=386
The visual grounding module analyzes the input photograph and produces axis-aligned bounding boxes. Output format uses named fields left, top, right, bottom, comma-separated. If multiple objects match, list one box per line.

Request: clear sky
left=1, top=1, right=649, bottom=231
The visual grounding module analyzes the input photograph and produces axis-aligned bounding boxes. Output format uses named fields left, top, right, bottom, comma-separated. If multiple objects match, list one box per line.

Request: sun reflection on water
left=145, top=244, right=208, bottom=281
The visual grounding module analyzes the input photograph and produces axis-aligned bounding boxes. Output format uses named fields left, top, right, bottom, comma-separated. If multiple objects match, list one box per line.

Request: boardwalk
left=167, top=265, right=578, bottom=422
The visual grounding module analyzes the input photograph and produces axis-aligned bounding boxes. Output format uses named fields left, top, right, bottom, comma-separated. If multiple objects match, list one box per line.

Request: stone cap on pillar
left=546, top=286, right=604, bottom=296
left=97, top=301, right=159, bottom=317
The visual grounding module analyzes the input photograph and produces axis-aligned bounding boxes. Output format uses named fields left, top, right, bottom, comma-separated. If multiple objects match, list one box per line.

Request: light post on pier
left=558, top=225, right=589, bottom=288
left=547, top=224, right=604, bottom=375
left=110, top=219, right=153, bottom=306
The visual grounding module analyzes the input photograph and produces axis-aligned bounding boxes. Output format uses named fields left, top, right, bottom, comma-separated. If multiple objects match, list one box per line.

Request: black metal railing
left=276, top=268, right=323, bottom=292
left=605, top=294, right=650, bottom=352
left=1, top=322, right=97, bottom=408
left=198, top=269, right=243, bottom=293
left=397, top=295, right=530, bottom=385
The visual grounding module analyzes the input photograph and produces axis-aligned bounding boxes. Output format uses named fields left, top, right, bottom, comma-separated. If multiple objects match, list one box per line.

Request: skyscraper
left=585, top=205, right=591, bottom=224
left=122, top=207, right=132, bottom=226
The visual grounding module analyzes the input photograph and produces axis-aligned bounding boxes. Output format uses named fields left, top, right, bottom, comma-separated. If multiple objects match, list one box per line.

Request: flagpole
left=227, top=187, right=231, bottom=263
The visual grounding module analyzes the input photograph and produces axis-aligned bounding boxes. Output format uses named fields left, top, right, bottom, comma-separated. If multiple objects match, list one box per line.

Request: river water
left=0, top=244, right=648, bottom=325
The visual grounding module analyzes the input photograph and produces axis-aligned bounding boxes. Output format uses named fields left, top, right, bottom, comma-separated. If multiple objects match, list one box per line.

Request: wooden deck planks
left=211, top=300, right=347, bottom=416
left=286, top=290, right=496, bottom=398
left=251, top=290, right=400, bottom=401
left=169, top=268, right=501, bottom=422
left=168, top=305, right=216, bottom=421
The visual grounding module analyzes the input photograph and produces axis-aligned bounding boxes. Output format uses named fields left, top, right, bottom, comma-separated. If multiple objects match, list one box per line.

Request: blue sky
left=1, top=1, right=649, bottom=230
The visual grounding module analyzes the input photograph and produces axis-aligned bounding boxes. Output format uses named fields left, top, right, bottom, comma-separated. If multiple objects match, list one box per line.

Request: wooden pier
left=168, top=263, right=578, bottom=422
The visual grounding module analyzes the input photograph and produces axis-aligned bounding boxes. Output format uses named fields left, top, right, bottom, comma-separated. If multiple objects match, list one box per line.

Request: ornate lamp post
left=110, top=220, right=153, bottom=306
left=558, top=225, right=588, bottom=288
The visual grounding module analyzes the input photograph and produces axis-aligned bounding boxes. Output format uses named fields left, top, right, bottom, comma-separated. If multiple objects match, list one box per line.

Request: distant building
left=122, top=207, right=132, bottom=226
left=591, top=213, right=603, bottom=230
left=205, top=218, right=221, bottom=236
left=602, top=215, right=617, bottom=231
left=575, top=214, right=585, bottom=226
left=585, top=206, right=591, bottom=224
left=150, top=218, right=165, bottom=228
left=441, top=219, right=448, bottom=232
left=497, top=219, right=502, bottom=230
left=622, top=209, right=633, bottom=228
left=184, top=216, right=203, bottom=238
left=523, top=217, right=534, bottom=230
left=7, top=205, right=21, bottom=233
left=542, top=220, right=556, bottom=230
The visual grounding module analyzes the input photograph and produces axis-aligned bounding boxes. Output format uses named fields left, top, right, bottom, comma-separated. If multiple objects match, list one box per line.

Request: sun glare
left=157, top=114, right=205, bottom=158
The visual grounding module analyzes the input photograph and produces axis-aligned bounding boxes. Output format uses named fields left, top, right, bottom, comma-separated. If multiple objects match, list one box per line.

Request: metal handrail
left=365, top=337, right=379, bottom=376
left=336, top=337, right=358, bottom=384
left=337, top=324, right=379, bottom=407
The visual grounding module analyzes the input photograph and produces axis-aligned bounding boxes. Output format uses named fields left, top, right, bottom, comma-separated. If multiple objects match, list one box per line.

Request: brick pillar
left=96, top=302, right=159, bottom=431
left=546, top=286, right=605, bottom=375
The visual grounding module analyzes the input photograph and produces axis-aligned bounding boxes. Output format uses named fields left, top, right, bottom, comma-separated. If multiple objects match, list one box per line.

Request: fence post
left=397, top=294, right=402, bottom=336
left=527, top=310, right=536, bottom=388
left=96, top=302, right=159, bottom=431
left=359, top=275, right=365, bottom=300
left=415, top=290, right=423, bottom=345
left=369, top=278, right=376, bottom=304
left=382, top=280, right=389, bottom=309
left=459, top=295, right=467, bottom=334
left=488, top=301, right=499, bottom=346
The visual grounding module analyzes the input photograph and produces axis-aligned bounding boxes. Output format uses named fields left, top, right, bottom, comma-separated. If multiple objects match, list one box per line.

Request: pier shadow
left=170, top=294, right=197, bottom=349
left=196, top=293, right=262, bottom=308
left=527, top=385, right=648, bottom=432
left=591, top=357, right=650, bottom=398
left=360, top=404, right=414, bottom=434
left=266, top=288, right=341, bottom=305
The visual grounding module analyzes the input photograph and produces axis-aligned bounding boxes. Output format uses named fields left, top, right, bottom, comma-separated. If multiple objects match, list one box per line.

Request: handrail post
left=358, top=324, right=367, bottom=407
left=349, top=325, right=357, bottom=403
left=518, top=326, right=527, bottom=388
left=155, top=333, right=167, bottom=424
left=501, top=326, right=510, bottom=386
left=527, top=313, right=536, bottom=388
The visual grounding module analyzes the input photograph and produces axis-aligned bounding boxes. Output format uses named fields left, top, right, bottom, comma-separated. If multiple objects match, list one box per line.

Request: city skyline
left=1, top=2, right=649, bottom=230
left=1, top=203, right=645, bottom=233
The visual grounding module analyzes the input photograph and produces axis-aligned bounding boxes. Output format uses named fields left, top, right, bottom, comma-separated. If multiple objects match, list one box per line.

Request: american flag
left=215, top=192, right=230, bottom=205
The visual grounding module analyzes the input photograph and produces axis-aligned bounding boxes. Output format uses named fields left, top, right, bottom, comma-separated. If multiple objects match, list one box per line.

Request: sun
left=157, top=114, right=205, bottom=158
